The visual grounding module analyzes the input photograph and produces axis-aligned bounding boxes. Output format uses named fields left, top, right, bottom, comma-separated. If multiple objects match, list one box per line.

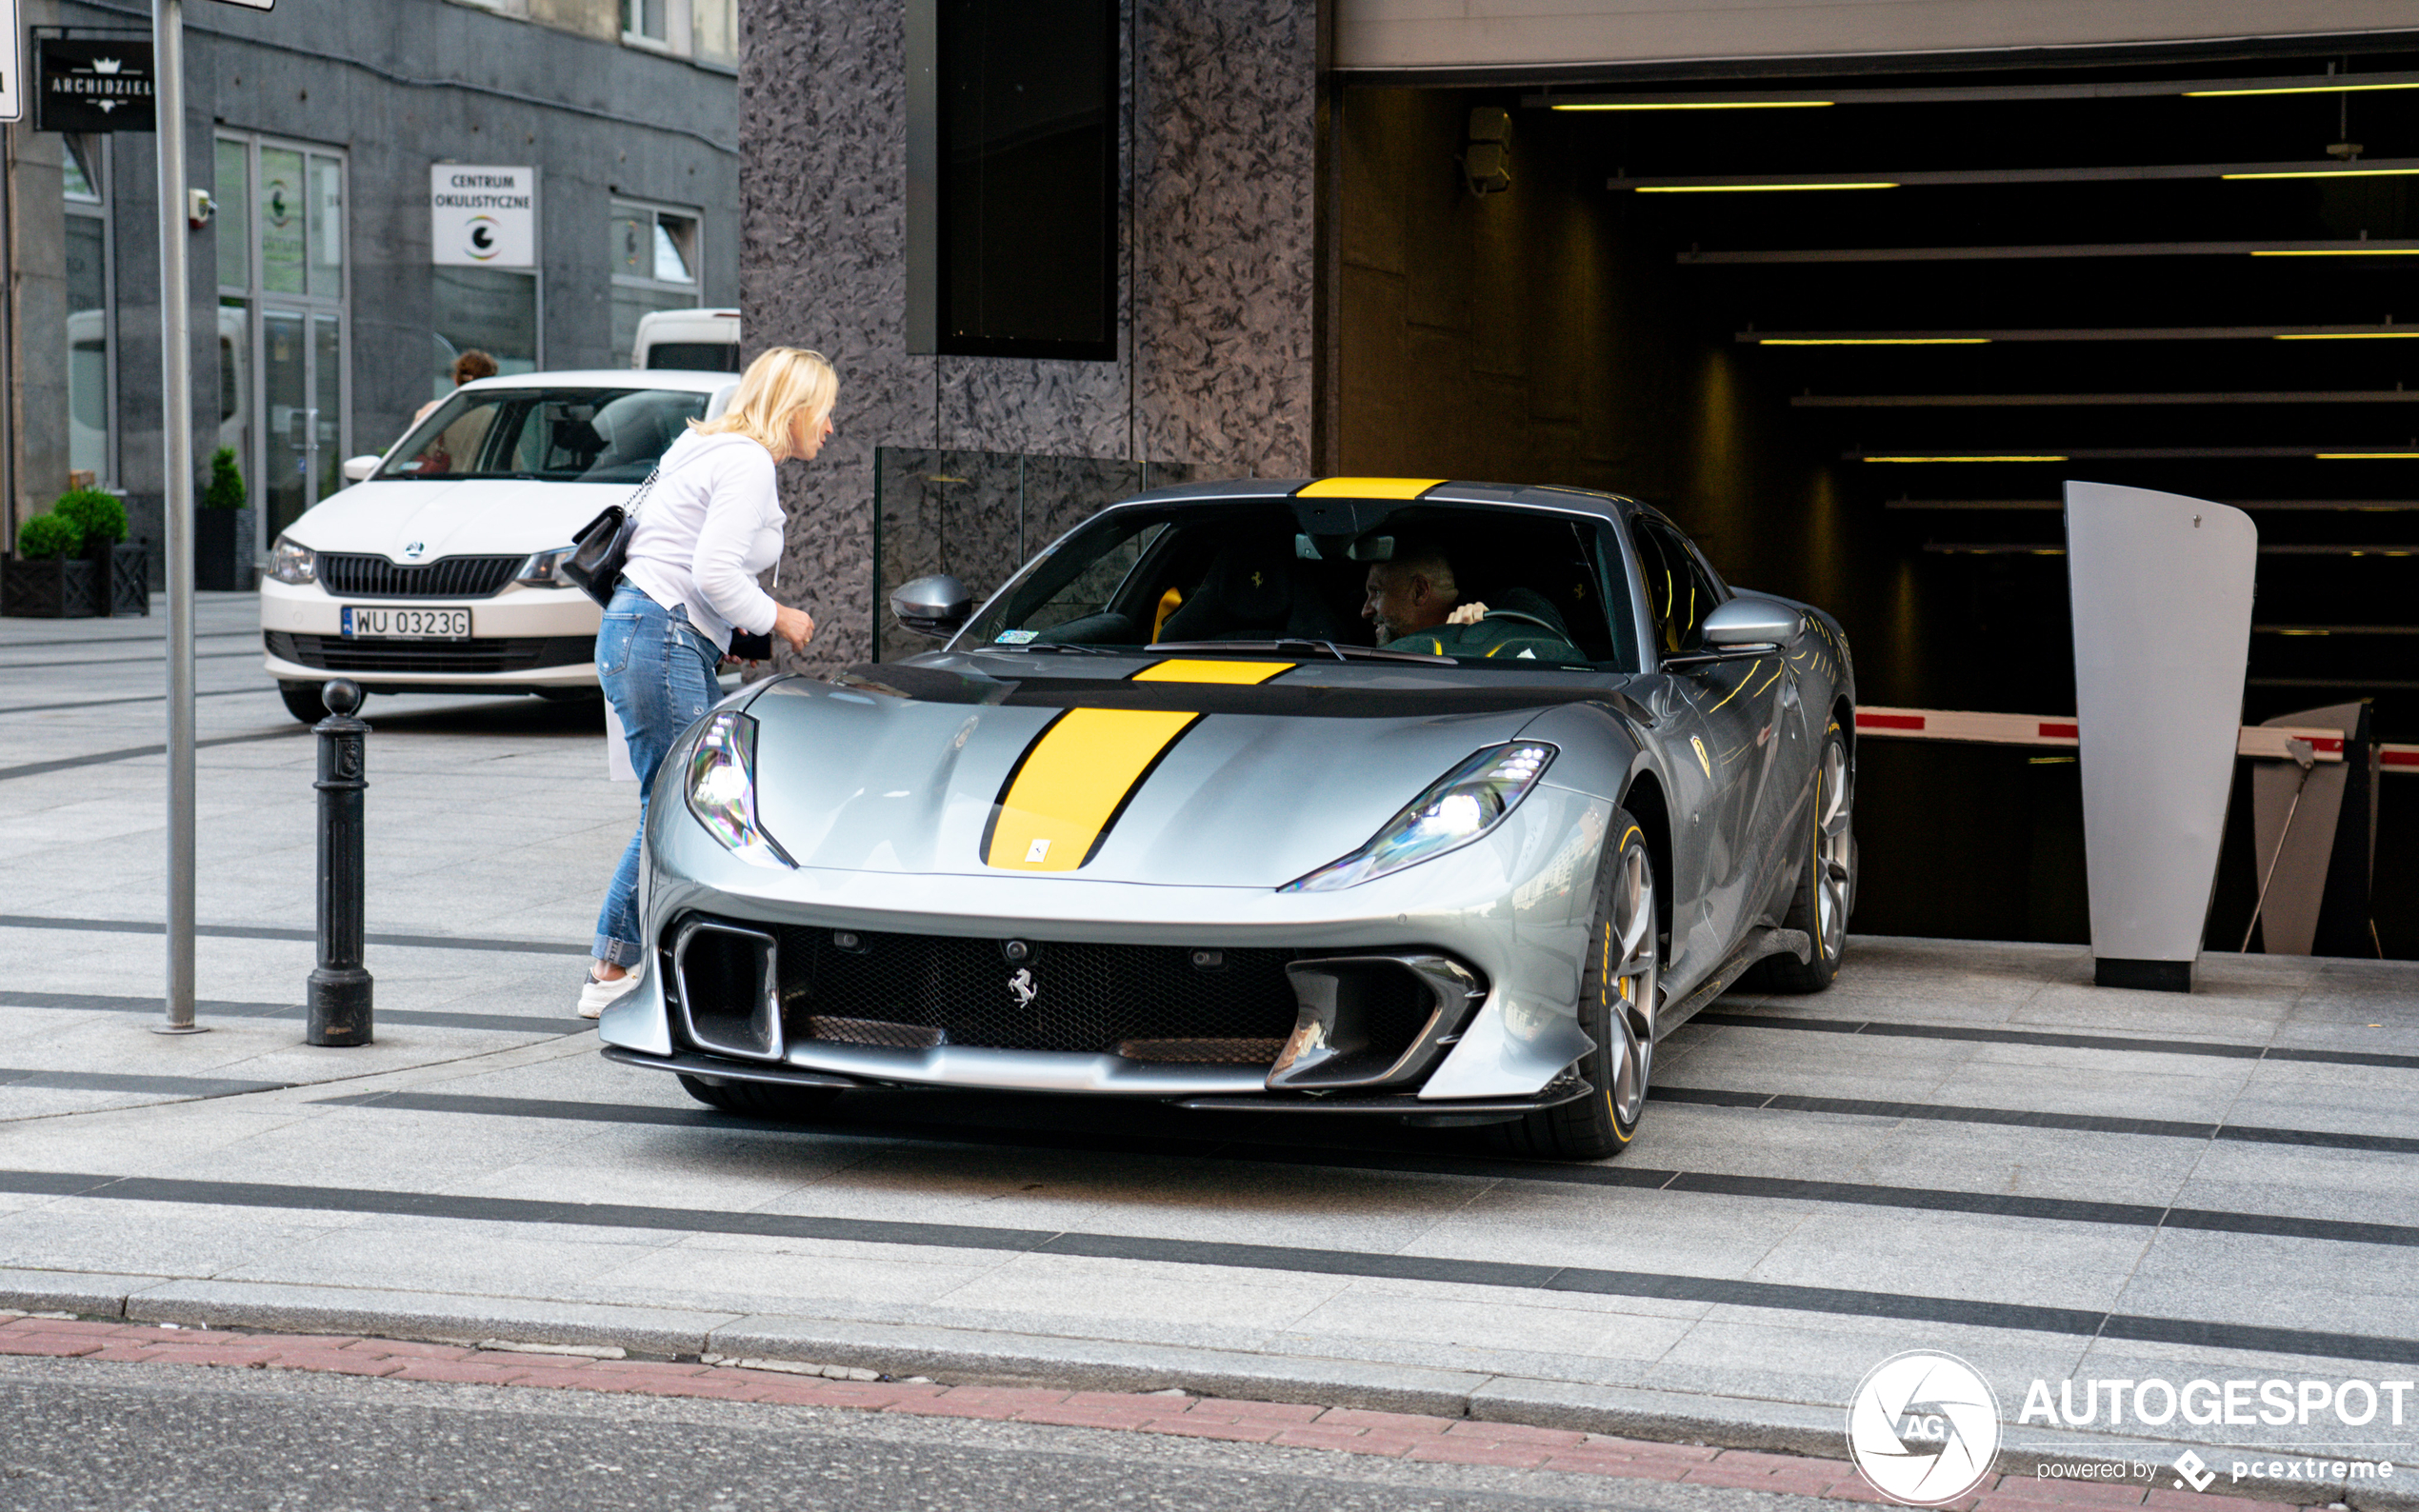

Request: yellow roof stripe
left=1130, top=659, right=1292, bottom=685
left=985, top=709, right=1199, bottom=872
left=1295, top=477, right=1445, bottom=500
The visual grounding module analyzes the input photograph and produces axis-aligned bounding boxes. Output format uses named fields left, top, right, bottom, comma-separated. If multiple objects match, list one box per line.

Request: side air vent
left=671, top=918, right=783, bottom=1061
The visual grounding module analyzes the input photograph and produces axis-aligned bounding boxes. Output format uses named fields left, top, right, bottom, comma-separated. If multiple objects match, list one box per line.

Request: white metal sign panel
left=212, top=0, right=276, bottom=10
left=0, top=0, right=21, bottom=124
left=430, top=165, right=536, bottom=269
left=2066, top=481, right=2257, bottom=986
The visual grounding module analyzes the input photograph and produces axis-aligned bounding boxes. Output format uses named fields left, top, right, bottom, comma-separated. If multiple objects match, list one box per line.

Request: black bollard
left=307, top=678, right=373, bottom=1045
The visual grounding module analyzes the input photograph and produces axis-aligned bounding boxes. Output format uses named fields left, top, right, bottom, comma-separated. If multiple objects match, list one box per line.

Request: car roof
left=452, top=368, right=736, bottom=394
left=1103, top=477, right=1644, bottom=525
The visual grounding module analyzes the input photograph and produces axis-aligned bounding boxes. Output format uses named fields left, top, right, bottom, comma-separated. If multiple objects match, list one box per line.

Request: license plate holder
left=340, top=606, right=471, bottom=640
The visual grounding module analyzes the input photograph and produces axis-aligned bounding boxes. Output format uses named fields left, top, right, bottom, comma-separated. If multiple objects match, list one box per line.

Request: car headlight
left=1281, top=742, right=1555, bottom=892
left=516, top=547, right=574, bottom=587
left=269, top=536, right=316, bottom=586
left=685, top=710, right=793, bottom=869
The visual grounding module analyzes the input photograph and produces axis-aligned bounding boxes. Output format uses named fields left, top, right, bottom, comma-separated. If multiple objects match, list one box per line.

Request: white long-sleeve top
left=618, top=429, right=784, bottom=653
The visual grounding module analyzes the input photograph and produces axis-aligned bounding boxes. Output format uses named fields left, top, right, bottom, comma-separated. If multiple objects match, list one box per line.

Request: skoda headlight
left=269, top=535, right=316, bottom=586
left=685, top=710, right=794, bottom=869
left=516, top=547, right=574, bottom=587
left=1282, top=743, right=1555, bottom=892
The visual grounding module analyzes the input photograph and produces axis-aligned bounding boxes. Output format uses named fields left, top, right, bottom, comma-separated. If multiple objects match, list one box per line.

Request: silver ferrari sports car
left=598, top=478, right=1856, bottom=1160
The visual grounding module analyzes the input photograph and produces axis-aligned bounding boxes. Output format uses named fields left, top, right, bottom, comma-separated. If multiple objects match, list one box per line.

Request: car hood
left=737, top=657, right=1629, bottom=889
left=284, top=478, right=630, bottom=559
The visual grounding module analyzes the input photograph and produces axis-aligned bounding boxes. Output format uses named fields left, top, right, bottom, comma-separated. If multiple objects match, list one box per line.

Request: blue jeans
left=593, top=584, right=721, bottom=967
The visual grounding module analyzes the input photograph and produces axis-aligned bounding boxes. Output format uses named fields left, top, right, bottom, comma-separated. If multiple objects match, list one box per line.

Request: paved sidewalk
left=0, top=1315, right=2329, bottom=1510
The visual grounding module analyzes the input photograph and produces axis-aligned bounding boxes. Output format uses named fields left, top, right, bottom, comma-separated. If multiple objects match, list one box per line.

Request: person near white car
left=580, top=347, right=835, bottom=1019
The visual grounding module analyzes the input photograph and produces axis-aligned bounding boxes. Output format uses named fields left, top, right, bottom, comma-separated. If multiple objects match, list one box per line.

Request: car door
left=1631, top=515, right=1776, bottom=962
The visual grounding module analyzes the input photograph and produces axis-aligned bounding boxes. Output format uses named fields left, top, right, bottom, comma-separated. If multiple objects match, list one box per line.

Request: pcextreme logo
left=1845, top=1351, right=2002, bottom=1505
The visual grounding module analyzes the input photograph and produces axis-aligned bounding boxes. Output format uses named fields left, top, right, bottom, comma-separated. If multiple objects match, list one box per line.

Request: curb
left=0, top=1269, right=2391, bottom=1510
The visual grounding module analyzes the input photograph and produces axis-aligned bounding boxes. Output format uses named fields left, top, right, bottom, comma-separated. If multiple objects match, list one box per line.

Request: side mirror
left=890, top=574, right=972, bottom=639
left=1701, top=595, right=1803, bottom=649
left=341, top=455, right=381, bottom=484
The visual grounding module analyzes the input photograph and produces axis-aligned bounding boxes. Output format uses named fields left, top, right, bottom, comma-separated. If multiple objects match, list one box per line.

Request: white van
left=630, top=308, right=740, bottom=372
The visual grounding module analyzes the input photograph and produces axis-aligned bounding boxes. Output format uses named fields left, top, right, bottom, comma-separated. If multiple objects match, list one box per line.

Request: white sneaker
left=578, top=960, right=644, bottom=1020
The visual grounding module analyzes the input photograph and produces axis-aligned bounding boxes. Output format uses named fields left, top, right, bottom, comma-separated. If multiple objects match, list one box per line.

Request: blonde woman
left=580, top=347, right=837, bottom=1017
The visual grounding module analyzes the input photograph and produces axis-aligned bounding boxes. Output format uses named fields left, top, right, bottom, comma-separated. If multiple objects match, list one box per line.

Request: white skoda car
left=260, top=369, right=733, bottom=724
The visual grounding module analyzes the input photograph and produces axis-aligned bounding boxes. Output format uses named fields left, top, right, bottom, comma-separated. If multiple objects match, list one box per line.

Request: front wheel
left=1491, top=808, right=1658, bottom=1162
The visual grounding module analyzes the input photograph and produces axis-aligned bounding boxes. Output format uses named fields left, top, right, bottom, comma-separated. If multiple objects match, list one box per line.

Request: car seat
left=1156, top=542, right=1347, bottom=643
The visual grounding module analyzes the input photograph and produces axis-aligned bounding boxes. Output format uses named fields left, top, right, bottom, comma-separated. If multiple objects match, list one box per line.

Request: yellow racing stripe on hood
left=985, top=709, right=1201, bottom=871
left=1130, top=659, right=1291, bottom=685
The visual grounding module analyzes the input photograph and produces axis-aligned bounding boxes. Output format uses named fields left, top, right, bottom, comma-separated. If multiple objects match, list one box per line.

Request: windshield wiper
left=993, top=641, right=1123, bottom=655
left=1146, top=639, right=1454, bottom=665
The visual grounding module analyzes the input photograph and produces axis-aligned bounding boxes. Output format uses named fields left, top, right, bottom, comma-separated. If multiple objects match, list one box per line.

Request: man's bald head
left=1361, top=543, right=1458, bottom=643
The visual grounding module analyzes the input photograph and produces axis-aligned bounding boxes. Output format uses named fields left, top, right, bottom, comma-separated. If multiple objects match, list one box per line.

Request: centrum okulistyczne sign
left=430, top=165, right=537, bottom=269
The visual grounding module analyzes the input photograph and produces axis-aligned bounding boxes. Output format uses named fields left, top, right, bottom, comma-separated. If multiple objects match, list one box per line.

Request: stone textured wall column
left=740, top=0, right=1317, bottom=670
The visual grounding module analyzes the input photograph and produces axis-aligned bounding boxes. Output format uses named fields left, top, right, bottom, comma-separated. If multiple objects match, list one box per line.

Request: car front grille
left=770, top=928, right=1321, bottom=1062
left=664, top=920, right=1443, bottom=1070
left=265, top=630, right=595, bottom=675
left=317, top=553, right=524, bottom=599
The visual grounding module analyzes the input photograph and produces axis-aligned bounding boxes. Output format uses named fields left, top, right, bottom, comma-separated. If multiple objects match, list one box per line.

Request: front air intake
left=671, top=918, right=783, bottom=1061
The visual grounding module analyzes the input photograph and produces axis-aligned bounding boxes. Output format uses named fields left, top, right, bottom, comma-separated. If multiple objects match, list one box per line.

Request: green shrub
left=204, top=447, right=248, bottom=510
left=17, top=512, right=80, bottom=560
left=53, top=487, right=125, bottom=547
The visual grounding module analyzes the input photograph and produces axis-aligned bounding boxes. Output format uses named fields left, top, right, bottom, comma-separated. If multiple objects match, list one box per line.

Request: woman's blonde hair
left=690, top=347, right=838, bottom=453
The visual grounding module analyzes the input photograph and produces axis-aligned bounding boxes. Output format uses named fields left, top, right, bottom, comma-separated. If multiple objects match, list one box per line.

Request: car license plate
left=340, top=607, right=470, bottom=640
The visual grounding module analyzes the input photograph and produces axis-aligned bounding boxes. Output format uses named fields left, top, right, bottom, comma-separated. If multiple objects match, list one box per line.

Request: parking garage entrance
left=1331, top=45, right=2419, bottom=957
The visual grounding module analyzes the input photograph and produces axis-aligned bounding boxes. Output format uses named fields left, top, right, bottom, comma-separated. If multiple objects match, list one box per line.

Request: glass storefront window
left=433, top=268, right=540, bottom=378
left=259, top=146, right=305, bottom=295
left=63, top=135, right=111, bottom=485
left=609, top=200, right=702, bottom=367
left=214, top=138, right=250, bottom=292
left=309, top=154, right=343, bottom=300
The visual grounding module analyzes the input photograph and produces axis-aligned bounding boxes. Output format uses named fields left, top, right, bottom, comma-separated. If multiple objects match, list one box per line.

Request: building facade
left=5, top=0, right=739, bottom=577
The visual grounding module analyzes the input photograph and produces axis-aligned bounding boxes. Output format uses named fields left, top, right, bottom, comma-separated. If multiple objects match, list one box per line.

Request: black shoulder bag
left=561, top=467, right=662, bottom=607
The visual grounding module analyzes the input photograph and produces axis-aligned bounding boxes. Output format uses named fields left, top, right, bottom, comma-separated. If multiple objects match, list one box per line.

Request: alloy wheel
left=1814, top=738, right=1852, bottom=962
left=1606, top=838, right=1658, bottom=1129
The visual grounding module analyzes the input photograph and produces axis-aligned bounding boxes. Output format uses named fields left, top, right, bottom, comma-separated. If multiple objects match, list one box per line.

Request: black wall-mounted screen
left=932, top=0, right=1117, bottom=360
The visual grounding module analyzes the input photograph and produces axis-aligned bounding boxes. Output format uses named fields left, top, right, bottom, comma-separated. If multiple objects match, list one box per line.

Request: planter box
left=2, top=556, right=101, bottom=618
left=194, top=508, right=254, bottom=592
left=101, top=540, right=150, bottom=616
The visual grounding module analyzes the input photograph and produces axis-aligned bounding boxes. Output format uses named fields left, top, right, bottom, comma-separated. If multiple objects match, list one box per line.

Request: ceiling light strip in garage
left=1747, top=325, right=2419, bottom=343
left=1528, top=70, right=2419, bottom=111
left=1616, top=158, right=2419, bottom=192
left=1679, top=240, right=2419, bottom=264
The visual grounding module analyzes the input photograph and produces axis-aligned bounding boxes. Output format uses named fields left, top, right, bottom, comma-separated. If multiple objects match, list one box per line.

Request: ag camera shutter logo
left=1846, top=1351, right=2002, bottom=1505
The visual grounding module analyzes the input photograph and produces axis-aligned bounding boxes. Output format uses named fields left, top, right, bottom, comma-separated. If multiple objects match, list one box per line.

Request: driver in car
left=1362, top=541, right=1582, bottom=660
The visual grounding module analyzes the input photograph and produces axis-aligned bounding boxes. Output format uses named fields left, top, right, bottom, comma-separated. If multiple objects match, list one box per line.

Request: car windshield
left=377, top=387, right=710, bottom=484
left=957, top=501, right=1640, bottom=672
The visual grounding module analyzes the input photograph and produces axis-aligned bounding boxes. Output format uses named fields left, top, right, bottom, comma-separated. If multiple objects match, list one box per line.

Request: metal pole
left=307, top=679, right=372, bottom=1044
left=152, top=0, right=202, bottom=1034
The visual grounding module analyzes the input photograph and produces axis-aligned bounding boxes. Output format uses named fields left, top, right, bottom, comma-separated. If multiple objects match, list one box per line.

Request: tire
left=278, top=681, right=330, bottom=725
left=1491, top=808, right=1659, bottom=1162
left=675, top=1073, right=841, bottom=1121
left=1746, top=722, right=1853, bottom=993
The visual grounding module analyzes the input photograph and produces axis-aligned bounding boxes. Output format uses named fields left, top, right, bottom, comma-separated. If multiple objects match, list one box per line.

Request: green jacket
left=1382, top=589, right=1585, bottom=662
